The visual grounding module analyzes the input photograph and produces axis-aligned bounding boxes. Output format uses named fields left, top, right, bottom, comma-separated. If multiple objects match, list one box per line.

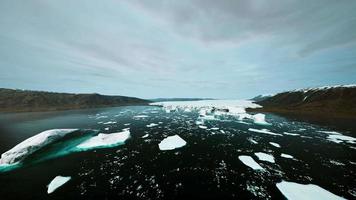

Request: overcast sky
left=1, top=0, right=356, bottom=99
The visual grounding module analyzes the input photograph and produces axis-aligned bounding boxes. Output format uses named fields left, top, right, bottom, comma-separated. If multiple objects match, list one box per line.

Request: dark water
left=0, top=105, right=355, bottom=200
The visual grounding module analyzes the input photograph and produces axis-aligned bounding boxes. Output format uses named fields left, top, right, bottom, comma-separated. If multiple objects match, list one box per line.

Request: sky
left=0, top=0, right=356, bottom=99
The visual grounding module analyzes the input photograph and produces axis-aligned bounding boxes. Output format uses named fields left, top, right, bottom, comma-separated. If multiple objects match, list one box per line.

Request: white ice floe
left=47, top=176, right=71, bottom=194
left=281, top=153, right=294, bottom=159
left=248, top=138, right=258, bottom=144
left=254, top=152, right=275, bottom=163
left=248, top=128, right=282, bottom=136
left=142, top=134, right=149, bottom=138
left=146, top=123, right=158, bottom=128
left=283, top=132, right=300, bottom=136
left=77, top=129, right=130, bottom=149
left=199, top=125, right=208, bottom=129
left=103, top=121, right=116, bottom=125
left=276, top=181, right=345, bottom=200
left=133, top=115, right=149, bottom=119
left=252, top=113, right=271, bottom=126
left=158, top=135, right=187, bottom=151
left=269, top=142, right=281, bottom=148
left=0, top=129, right=78, bottom=165
left=238, top=155, right=264, bottom=170
left=319, top=130, right=356, bottom=144
left=327, top=134, right=356, bottom=144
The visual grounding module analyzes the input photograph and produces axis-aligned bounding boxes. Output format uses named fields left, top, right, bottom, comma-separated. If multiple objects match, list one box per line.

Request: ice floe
left=248, top=138, right=258, bottom=144
left=283, top=132, right=300, bottom=136
left=0, top=129, right=78, bottom=165
left=142, top=134, right=149, bottom=138
left=318, top=130, right=356, bottom=144
left=327, top=134, right=356, bottom=144
left=133, top=115, right=149, bottom=119
left=199, top=125, right=208, bottom=129
left=47, top=176, right=71, bottom=194
left=252, top=113, right=271, bottom=126
left=77, top=129, right=130, bottom=150
left=238, top=155, right=264, bottom=170
left=276, top=181, right=345, bottom=200
left=146, top=123, right=158, bottom=128
left=254, top=152, right=275, bottom=163
left=248, top=128, right=282, bottom=136
left=269, top=142, right=281, bottom=148
left=158, top=135, right=187, bottom=151
left=281, top=153, right=294, bottom=159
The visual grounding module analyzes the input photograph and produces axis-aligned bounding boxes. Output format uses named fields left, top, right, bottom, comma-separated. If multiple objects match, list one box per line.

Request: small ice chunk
left=281, top=153, right=294, bottom=159
left=211, top=127, right=219, bottom=130
left=199, top=125, right=208, bottom=129
left=269, top=142, right=281, bottom=148
left=104, top=127, right=109, bottom=131
left=133, top=115, right=149, bottom=119
left=103, top=121, right=116, bottom=125
left=77, top=130, right=130, bottom=149
left=158, top=135, right=187, bottom=151
left=252, top=114, right=271, bottom=126
left=146, top=123, right=158, bottom=128
left=276, top=181, right=345, bottom=200
left=47, top=176, right=71, bottom=194
left=283, top=132, right=300, bottom=136
left=248, top=138, right=258, bottom=144
left=255, top=152, right=275, bottom=163
left=248, top=128, right=282, bottom=136
left=318, top=130, right=342, bottom=135
left=142, top=134, right=149, bottom=138
left=238, top=155, right=264, bottom=170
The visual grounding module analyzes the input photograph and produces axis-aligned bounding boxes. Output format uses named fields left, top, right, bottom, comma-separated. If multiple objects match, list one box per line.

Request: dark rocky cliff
left=0, top=88, right=150, bottom=112
left=249, top=85, right=356, bottom=119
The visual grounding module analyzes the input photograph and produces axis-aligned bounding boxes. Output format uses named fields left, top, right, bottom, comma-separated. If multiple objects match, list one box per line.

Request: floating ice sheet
left=281, top=153, right=294, bottom=159
left=255, top=152, right=275, bottom=163
left=269, top=142, right=281, bottom=148
left=248, top=128, right=282, bottom=136
left=77, top=129, right=130, bottom=150
left=276, top=181, right=345, bottom=200
left=238, top=155, right=264, bottom=170
left=47, top=176, right=71, bottom=194
left=158, top=135, right=187, bottom=151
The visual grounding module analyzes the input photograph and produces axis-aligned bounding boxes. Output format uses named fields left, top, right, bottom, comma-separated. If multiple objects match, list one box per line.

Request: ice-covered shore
left=0, top=129, right=78, bottom=165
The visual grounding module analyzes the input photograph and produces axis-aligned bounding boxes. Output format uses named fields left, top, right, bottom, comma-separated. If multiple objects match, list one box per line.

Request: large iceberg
left=0, top=129, right=78, bottom=165
left=276, top=181, right=345, bottom=200
left=47, top=176, right=71, bottom=194
left=158, top=135, right=187, bottom=150
left=76, top=129, right=130, bottom=150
